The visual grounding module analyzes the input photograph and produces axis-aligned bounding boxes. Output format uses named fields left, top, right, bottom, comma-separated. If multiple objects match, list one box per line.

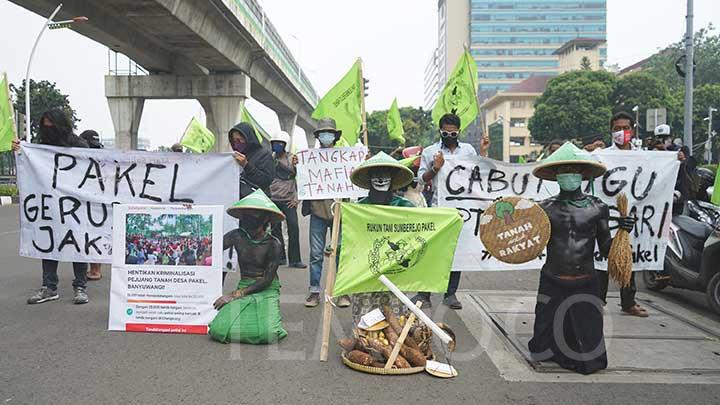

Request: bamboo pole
left=319, top=201, right=343, bottom=361
left=358, top=58, right=369, bottom=148
left=4, top=72, right=18, bottom=141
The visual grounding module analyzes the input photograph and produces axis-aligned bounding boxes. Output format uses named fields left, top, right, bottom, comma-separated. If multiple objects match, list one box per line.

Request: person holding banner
left=414, top=113, right=487, bottom=310
left=528, top=142, right=637, bottom=374
left=302, top=118, right=351, bottom=308
left=348, top=152, right=416, bottom=323
left=229, top=122, right=275, bottom=198
left=12, top=109, right=90, bottom=305
left=598, top=111, right=648, bottom=317
left=269, top=131, right=306, bottom=269
left=208, top=190, right=288, bottom=344
left=79, top=130, right=104, bottom=281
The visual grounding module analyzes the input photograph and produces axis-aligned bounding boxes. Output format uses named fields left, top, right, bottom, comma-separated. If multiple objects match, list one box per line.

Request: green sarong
left=208, top=279, right=288, bottom=344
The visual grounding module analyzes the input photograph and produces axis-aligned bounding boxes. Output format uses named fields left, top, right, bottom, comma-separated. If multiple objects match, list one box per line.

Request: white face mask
left=370, top=176, right=392, bottom=192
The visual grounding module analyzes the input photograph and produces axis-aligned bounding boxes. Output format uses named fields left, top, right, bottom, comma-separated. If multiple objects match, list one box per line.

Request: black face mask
left=241, top=215, right=267, bottom=232
left=442, top=137, right=458, bottom=148
left=41, top=126, right=65, bottom=145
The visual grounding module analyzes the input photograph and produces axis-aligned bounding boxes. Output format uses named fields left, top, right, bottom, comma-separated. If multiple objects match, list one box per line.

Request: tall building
left=424, top=0, right=607, bottom=104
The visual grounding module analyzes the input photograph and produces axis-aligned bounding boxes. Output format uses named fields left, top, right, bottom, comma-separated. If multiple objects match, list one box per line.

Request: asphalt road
left=0, top=204, right=718, bottom=404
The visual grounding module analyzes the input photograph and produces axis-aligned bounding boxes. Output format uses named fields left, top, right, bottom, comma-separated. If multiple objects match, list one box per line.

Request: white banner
left=16, top=143, right=240, bottom=264
left=438, top=150, right=680, bottom=271
left=108, top=204, right=223, bottom=334
left=295, top=146, right=368, bottom=200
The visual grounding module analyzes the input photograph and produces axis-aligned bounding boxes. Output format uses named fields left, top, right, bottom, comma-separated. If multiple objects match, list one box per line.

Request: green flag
left=712, top=165, right=720, bottom=206
left=312, top=59, right=363, bottom=146
left=241, top=106, right=268, bottom=144
left=387, top=98, right=405, bottom=145
left=180, top=117, right=215, bottom=153
left=333, top=203, right=463, bottom=296
left=0, top=73, right=16, bottom=152
left=518, top=155, right=527, bottom=164
left=431, top=50, right=479, bottom=131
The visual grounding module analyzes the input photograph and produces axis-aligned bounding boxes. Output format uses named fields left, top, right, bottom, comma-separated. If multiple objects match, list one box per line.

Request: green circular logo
left=126, top=308, right=133, bottom=316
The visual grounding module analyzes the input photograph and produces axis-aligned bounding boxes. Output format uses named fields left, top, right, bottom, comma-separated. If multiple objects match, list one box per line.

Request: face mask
left=232, top=142, right=247, bottom=153
left=370, top=176, right=392, bottom=192
left=241, top=215, right=266, bottom=232
left=557, top=173, right=583, bottom=192
left=612, top=129, right=633, bottom=146
left=318, top=133, right=336, bottom=147
left=442, top=137, right=458, bottom=148
left=272, top=143, right=285, bottom=154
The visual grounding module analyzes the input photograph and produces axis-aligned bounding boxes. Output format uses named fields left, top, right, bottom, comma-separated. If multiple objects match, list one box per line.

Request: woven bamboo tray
left=341, top=351, right=428, bottom=375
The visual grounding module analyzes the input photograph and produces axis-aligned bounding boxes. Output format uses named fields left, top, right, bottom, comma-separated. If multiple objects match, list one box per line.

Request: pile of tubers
left=338, top=305, right=455, bottom=369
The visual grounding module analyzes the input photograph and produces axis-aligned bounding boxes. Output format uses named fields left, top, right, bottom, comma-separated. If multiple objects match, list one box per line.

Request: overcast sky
left=1, top=0, right=718, bottom=150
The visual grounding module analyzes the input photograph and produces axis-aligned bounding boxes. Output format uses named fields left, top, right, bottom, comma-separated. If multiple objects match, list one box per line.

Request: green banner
left=180, top=117, right=216, bottom=153
left=241, top=106, right=269, bottom=144
left=333, top=203, right=463, bottom=296
left=712, top=164, right=720, bottom=206
left=387, top=97, right=405, bottom=145
left=431, top=50, right=478, bottom=131
left=311, top=59, right=363, bottom=146
left=0, top=73, right=15, bottom=152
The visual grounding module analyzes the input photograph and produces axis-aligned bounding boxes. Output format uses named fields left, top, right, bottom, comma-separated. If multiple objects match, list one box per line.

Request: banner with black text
left=16, top=143, right=240, bottom=264
left=438, top=150, right=680, bottom=271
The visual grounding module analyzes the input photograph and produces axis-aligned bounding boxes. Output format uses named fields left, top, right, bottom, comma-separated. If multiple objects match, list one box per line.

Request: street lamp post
left=24, top=3, right=88, bottom=140
left=683, top=0, right=695, bottom=153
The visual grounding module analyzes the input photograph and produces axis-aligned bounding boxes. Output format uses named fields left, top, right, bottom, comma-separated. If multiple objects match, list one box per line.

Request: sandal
left=622, top=304, right=648, bottom=317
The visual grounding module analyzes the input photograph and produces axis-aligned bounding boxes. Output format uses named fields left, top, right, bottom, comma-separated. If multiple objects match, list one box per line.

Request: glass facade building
left=470, top=0, right=607, bottom=100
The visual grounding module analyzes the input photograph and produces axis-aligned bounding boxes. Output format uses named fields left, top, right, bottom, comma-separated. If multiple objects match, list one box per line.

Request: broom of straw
left=608, top=193, right=633, bottom=287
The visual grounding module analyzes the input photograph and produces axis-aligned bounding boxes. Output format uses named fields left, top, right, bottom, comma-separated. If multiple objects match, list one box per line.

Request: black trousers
left=596, top=271, right=637, bottom=310
left=529, top=271, right=607, bottom=375
left=271, top=200, right=302, bottom=264
left=419, top=271, right=461, bottom=298
left=42, top=260, right=87, bottom=290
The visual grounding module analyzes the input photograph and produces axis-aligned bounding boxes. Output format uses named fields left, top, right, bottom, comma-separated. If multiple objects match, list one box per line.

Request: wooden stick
left=384, top=300, right=422, bottom=369
left=319, top=201, right=343, bottom=361
left=358, top=58, right=369, bottom=148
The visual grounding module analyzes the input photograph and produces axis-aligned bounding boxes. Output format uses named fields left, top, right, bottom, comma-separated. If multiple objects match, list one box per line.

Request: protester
left=399, top=146, right=427, bottom=208
left=78, top=130, right=105, bottom=280
left=413, top=113, right=488, bottom=310
left=12, top=108, right=90, bottom=305
left=538, top=139, right=564, bottom=160
left=301, top=118, right=350, bottom=308
left=229, top=122, right=275, bottom=198
left=269, top=131, right=306, bottom=269
left=529, top=142, right=636, bottom=374
left=583, top=137, right=606, bottom=153
left=348, top=151, right=415, bottom=323
left=170, top=143, right=184, bottom=152
left=597, top=111, right=648, bottom=317
left=652, top=124, right=679, bottom=151
left=208, top=190, right=288, bottom=344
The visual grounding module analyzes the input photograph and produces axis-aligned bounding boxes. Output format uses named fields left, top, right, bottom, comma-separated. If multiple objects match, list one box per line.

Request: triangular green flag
left=387, top=98, right=405, bottom=145
left=241, top=106, right=268, bottom=144
left=180, top=117, right=216, bottom=153
left=431, top=50, right=479, bottom=131
left=0, top=73, right=16, bottom=152
left=712, top=164, right=720, bottom=206
left=333, top=203, right=463, bottom=296
left=312, top=59, right=363, bottom=146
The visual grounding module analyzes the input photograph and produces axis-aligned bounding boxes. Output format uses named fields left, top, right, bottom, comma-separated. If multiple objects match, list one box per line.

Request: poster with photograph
left=108, top=204, right=223, bottom=334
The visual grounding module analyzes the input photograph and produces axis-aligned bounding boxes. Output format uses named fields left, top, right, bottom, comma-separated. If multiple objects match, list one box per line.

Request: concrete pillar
left=200, top=96, right=247, bottom=152
left=107, top=97, right=145, bottom=150
left=277, top=112, right=297, bottom=150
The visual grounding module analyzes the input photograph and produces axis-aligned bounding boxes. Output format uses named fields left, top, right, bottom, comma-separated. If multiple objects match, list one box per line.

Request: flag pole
left=463, top=45, right=485, bottom=155
left=319, top=200, right=342, bottom=361
left=359, top=58, right=369, bottom=148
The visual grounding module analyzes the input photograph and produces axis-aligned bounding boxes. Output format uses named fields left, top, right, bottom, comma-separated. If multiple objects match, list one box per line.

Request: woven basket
left=341, top=351, right=428, bottom=375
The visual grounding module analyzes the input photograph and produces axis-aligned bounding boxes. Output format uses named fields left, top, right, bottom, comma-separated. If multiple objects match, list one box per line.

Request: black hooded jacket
left=37, top=109, right=88, bottom=148
left=228, top=122, right=275, bottom=198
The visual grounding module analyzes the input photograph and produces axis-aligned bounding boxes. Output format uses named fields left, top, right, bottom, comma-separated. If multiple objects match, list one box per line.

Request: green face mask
left=557, top=173, right=583, bottom=191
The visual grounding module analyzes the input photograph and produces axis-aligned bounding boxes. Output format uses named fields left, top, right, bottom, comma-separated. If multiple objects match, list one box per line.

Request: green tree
left=9, top=79, right=79, bottom=140
left=580, top=56, right=592, bottom=70
left=643, top=24, right=720, bottom=91
left=612, top=72, right=679, bottom=135
left=528, top=70, right=617, bottom=145
left=367, top=106, right=436, bottom=154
